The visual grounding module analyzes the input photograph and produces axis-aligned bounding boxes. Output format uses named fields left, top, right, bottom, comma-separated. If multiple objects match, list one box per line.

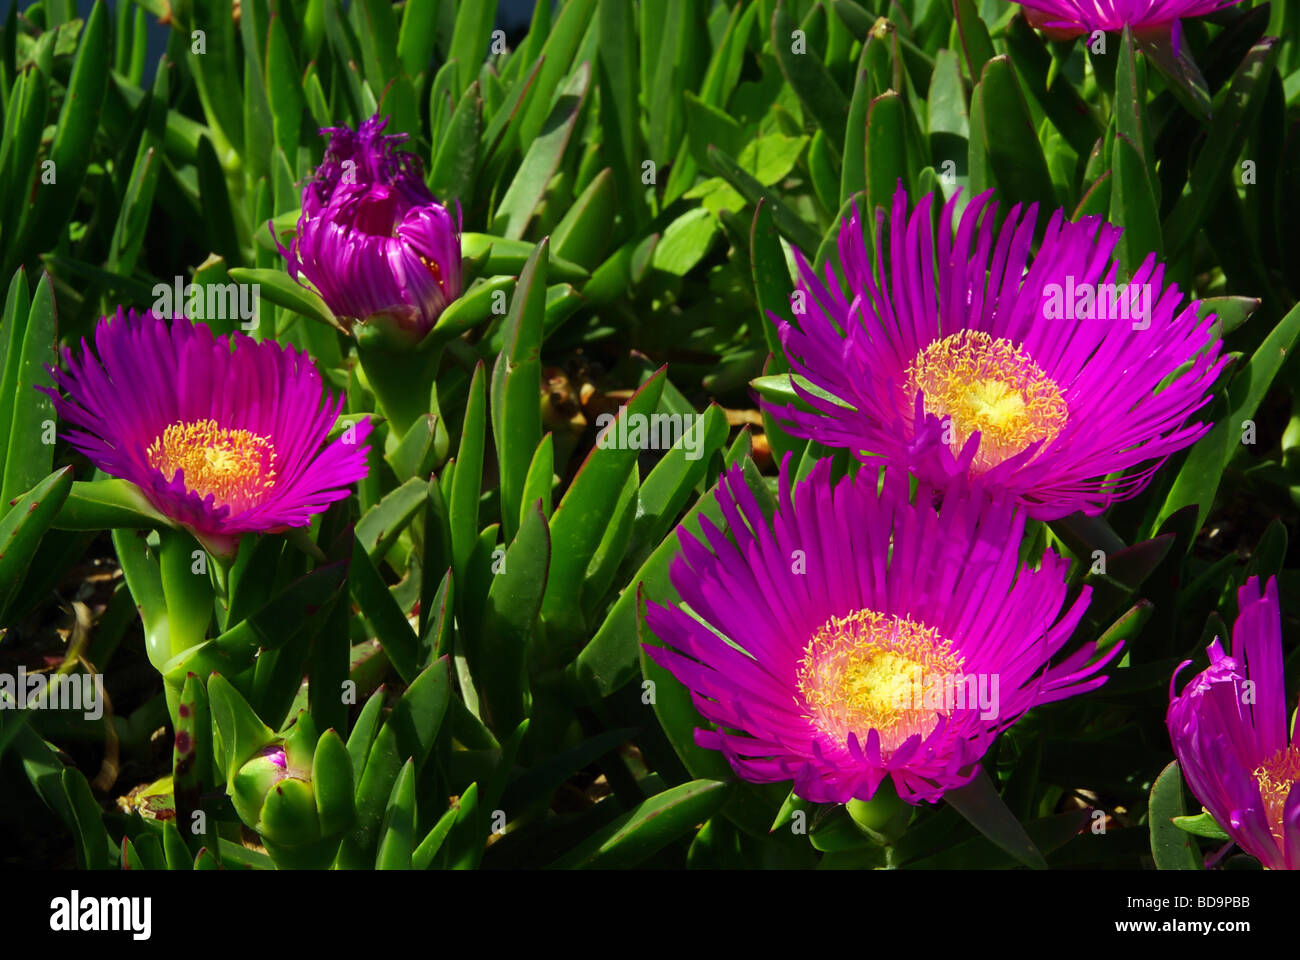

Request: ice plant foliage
left=1014, top=0, right=1242, bottom=38
left=765, top=187, right=1226, bottom=520
left=41, top=309, right=372, bottom=556
left=277, top=114, right=463, bottom=338
left=1167, top=577, right=1300, bottom=869
left=644, top=457, right=1121, bottom=805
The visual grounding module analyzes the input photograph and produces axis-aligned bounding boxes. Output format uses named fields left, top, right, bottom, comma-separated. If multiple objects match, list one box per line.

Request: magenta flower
left=277, top=114, right=462, bottom=339
left=764, top=187, right=1226, bottom=521
left=644, top=456, right=1120, bottom=805
left=40, top=309, right=372, bottom=557
left=1014, top=0, right=1241, bottom=40
left=1167, top=577, right=1300, bottom=869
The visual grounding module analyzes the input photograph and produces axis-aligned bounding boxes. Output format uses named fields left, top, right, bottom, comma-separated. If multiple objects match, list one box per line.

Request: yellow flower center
left=147, top=418, right=276, bottom=511
left=1253, top=743, right=1300, bottom=844
left=796, top=609, right=965, bottom=755
left=905, top=331, right=1068, bottom=473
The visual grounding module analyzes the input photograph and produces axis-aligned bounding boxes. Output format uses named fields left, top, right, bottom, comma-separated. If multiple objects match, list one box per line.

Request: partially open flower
left=644, top=456, right=1120, bottom=805
left=277, top=114, right=462, bottom=339
left=1167, top=577, right=1300, bottom=869
left=40, top=308, right=371, bottom=557
left=763, top=186, right=1225, bottom=520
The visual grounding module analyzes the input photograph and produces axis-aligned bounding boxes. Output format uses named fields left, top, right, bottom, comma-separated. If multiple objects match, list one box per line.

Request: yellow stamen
left=1253, top=743, right=1300, bottom=844
left=905, top=330, right=1068, bottom=473
left=797, top=609, right=964, bottom=755
left=147, top=418, right=276, bottom=512
left=419, top=254, right=444, bottom=289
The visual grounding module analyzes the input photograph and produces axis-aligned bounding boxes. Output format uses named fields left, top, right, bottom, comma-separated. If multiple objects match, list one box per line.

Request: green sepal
left=257, top=776, right=322, bottom=847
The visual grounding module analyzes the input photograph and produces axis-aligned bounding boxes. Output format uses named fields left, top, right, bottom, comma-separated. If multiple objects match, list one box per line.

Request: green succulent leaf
left=548, top=778, right=730, bottom=869
left=1150, top=760, right=1202, bottom=870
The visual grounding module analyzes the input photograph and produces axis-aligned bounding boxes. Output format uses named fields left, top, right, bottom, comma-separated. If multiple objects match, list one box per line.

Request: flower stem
left=354, top=326, right=448, bottom=458
left=157, top=528, right=215, bottom=663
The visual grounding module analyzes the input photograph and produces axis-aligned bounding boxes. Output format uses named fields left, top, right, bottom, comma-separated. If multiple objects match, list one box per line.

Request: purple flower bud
left=278, top=115, right=463, bottom=339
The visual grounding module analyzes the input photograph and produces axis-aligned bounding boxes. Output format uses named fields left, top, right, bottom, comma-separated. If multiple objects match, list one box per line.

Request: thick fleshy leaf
left=339, top=657, right=451, bottom=868
left=375, top=758, right=417, bottom=869
left=1149, top=761, right=1202, bottom=870
left=16, top=2, right=108, bottom=262
left=772, top=0, right=848, bottom=154
left=63, top=768, right=117, bottom=870
left=548, top=779, right=730, bottom=869
left=258, top=776, right=321, bottom=847
left=866, top=91, right=908, bottom=222
left=749, top=200, right=795, bottom=361
left=349, top=533, right=421, bottom=685
left=977, top=56, right=1056, bottom=214
left=1162, top=39, right=1279, bottom=258
left=1171, top=811, right=1231, bottom=843
left=0, top=466, right=72, bottom=623
left=494, top=64, right=590, bottom=240
left=492, top=239, right=548, bottom=543
left=551, top=168, right=617, bottom=269
left=1109, top=133, right=1162, bottom=277
left=228, top=267, right=345, bottom=333
left=429, top=80, right=482, bottom=207
left=1004, top=14, right=1099, bottom=159
left=450, top=362, right=487, bottom=585
left=357, top=476, right=429, bottom=562
left=470, top=499, right=549, bottom=732
left=707, top=145, right=823, bottom=255
left=207, top=672, right=276, bottom=783
left=53, top=478, right=174, bottom=531
left=539, top=368, right=665, bottom=647
left=313, top=729, right=356, bottom=837
left=162, top=562, right=345, bottom=684
left=1, top=272, right=56, bottom=508
left=944, top=769, right=1048, bottom=870
left=954, top=0, right=994, bottom=81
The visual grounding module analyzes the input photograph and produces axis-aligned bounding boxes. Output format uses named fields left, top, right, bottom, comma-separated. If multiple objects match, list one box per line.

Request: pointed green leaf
left=492, top=239, right=548, bottom=542
left=772, top=0, right=848, bottom=153
left=548, top=778, right=730, bottom=869
left=313, top=729, right=356, bottom=837
left=1, top=273, right=56, bottom=508
left=450, top=362, right=487, bottom=585
left=228, top=267, right=346, bottom=333
left=349, top=533, right=421, bottom=685
left=357, top=476, right=429, bottom=562
left=977, top=55, right=1057, bottom=214
left=494, top=63, right=590, bottom=240
left=429, top=80, right=482, bottom=207
left=0, top=466, right=72, bottom=622
left=375, top=758, right=417, bottom=869
left=944, top=768, right=1048, bottom=869
left=540, top=368, right=666, bottom=643
left=471, top=499, right=549, bottom=732
left=208, top=672, right=276, bottom=782
left=1150, top=760, right=1202, bottom=870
